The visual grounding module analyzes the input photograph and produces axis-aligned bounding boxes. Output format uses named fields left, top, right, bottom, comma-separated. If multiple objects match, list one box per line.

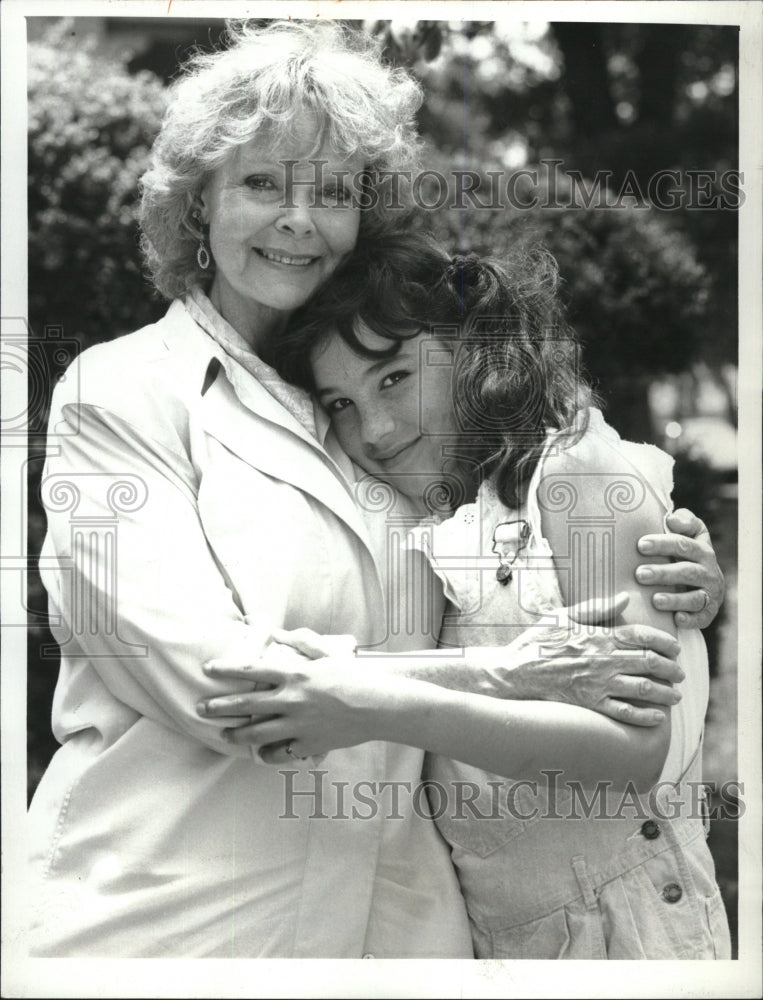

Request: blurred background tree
left=25, top=14, right=738, bottom=948
left=371, top=19, right=738, bottom=431
left=28, top=18, right=168, bottom=350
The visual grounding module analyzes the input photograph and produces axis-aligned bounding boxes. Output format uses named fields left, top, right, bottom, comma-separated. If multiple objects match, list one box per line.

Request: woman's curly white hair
left=139, top=19, right=424, bottom=299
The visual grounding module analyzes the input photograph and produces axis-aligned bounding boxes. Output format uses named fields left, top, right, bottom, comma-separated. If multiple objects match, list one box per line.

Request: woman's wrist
left=357, top=648, right=523, bottom=699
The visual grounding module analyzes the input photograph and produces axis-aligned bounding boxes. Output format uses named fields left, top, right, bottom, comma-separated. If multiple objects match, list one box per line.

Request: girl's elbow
left=605, top=715, right=671, bottom=793
left=631, top=720, right=671, bottom=793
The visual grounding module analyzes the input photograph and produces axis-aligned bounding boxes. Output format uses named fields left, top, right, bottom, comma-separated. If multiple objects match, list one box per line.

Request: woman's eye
left=245, top=175, right=278, bottom=193
left=326, top=397, right=353, bottom=414
left=381, top=370, right=410, bottom=389
left=323, top=184, right=351, bottom=204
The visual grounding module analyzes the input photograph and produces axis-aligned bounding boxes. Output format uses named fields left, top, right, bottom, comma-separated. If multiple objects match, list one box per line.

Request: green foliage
left=28, top=20, right=167, bottom=350
left=527, top=209, right=708, bottom=384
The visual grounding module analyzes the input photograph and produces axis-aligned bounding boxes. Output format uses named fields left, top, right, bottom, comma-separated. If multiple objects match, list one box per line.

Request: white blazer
left=28, top=299, right=472, bottom=958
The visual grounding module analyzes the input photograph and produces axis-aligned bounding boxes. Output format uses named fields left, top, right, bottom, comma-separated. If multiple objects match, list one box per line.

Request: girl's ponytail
left=444, top=253, right=504, bottom=314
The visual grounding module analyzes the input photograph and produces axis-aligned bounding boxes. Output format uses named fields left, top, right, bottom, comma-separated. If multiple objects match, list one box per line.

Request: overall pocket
left=427, top=761, right=542, bottom=858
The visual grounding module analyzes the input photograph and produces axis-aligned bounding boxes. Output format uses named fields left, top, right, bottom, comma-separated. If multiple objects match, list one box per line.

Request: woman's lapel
left=199, top=368, right=376, bottom=555
left=159, top=296, right=382, bottom=562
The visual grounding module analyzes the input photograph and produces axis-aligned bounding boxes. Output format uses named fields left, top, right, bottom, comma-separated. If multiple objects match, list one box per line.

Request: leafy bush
left=28, top=20, right=168, bottom=352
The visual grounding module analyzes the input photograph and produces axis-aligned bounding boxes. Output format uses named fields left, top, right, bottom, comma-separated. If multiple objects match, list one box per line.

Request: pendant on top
left=492, top=519, right=531, bottom=586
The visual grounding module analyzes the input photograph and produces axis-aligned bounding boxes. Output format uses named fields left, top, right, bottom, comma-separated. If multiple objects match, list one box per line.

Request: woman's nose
left=274, top=191, right=316, bottom=239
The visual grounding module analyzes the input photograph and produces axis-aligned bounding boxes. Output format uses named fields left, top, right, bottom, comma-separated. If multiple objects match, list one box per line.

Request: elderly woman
left=29, top=20, right=723, bottom=958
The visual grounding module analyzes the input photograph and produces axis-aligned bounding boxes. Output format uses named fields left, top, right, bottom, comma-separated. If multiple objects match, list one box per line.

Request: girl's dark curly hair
left=276, top=231, right=594, bottom=509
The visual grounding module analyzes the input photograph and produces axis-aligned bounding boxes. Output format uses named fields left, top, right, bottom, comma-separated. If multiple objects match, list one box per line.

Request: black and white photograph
left=1, top=1, right=760, bottom=997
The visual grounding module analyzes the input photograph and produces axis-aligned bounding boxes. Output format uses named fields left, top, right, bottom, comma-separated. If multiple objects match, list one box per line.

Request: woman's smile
left=253, top=247, right=320, bottom=267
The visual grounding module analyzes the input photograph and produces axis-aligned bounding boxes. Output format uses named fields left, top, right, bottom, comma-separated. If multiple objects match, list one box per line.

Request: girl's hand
left=191, top=636, right=321, bottom=733
left=637, top=508, right=724, bottom=629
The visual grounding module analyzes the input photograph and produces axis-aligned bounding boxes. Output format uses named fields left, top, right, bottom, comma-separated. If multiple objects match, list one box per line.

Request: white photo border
left=2, top=2, right=760, bottom=997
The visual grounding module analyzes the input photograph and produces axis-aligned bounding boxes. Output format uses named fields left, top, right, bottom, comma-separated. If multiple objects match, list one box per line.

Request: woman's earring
left=193, top=209, right=211, bottom=270
left=197, top=239, right=211, bottom=270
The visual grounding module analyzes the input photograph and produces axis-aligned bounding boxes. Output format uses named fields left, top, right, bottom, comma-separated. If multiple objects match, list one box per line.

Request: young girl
left=204, top=232, right=731, bottom=959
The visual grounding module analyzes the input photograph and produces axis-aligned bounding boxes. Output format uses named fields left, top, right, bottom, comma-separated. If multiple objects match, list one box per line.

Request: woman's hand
left=505, top=593, right=683, bottom=725
left=199, top=653, right=397, bottom=761
left=638, top=508, right=724, bottom=629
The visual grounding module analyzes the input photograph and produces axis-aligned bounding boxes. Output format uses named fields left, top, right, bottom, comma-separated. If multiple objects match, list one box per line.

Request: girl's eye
left=326, top=397, right=353, bottom=414
left=381, top=370, right=411, bottom=389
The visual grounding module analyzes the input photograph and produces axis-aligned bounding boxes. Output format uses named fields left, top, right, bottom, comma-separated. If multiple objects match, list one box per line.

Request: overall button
left=641, top=819, right=661, bottom=840
left=662, top=883, right=683, bottom=903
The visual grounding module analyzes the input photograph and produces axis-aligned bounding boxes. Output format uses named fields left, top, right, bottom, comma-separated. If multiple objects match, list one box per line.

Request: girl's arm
left=201, top=503, right=678, bottom=791
left=199, top=503, right=718, bottom=734
left=534, top=431, right=677, bottom=784
left=201, top=649, right=673, bottom=790
left=259, top=593, right=684, bottom=724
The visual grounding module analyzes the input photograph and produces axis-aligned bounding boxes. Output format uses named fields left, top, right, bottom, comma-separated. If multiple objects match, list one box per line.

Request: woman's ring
left=698, top=589, right=711, bottom=613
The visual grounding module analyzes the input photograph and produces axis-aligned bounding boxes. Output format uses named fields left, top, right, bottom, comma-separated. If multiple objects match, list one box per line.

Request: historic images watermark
left=278, top=158, right=744, bottom=212
left=278, top=768, right=745, bottom=822
left=3, top=318, right=80, bottom=636
left=1, top=319, right=79, bottom=440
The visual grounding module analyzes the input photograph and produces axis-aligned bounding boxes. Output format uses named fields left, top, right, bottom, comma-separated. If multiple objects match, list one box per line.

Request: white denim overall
left=414, top=410, right=732, bottom=959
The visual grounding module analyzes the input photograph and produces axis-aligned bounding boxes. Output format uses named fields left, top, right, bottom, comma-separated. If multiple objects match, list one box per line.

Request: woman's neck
left=208, top=279, right=290, bottom=357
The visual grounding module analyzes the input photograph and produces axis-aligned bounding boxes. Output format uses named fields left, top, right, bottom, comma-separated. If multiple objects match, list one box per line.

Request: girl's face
left=199, top=114, right=363, bottom=352
left=310, top=321, right=462, bottom=504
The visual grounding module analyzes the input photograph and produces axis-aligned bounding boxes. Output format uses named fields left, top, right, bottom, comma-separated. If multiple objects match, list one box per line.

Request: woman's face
left=311, top=322, right=462, bottom=504
left=199, top=118, right=363, bottom=349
